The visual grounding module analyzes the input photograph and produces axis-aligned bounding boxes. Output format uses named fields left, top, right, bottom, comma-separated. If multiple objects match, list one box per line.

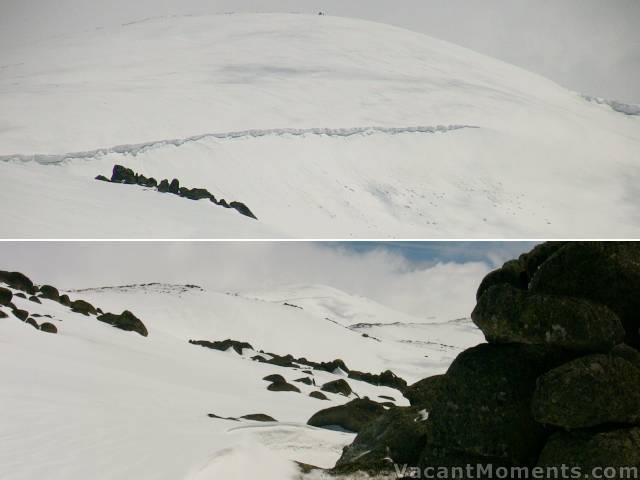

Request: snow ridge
left=0, top=124, right=478, bottom=164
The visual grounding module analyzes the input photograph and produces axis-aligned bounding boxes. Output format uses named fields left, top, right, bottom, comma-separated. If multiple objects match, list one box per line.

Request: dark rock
left=70, top=299, right=97, bottom=316
left=308, top=398, right=386, bottom=432
left=189, top=339, right=253, bottom=355
left=611, top=344, right=640, bottom=370
left=267, top=380, right=300, bottom=393
left=208, top=413, right=239, bottom=421
left=348, top=369, right=407, bottom=390
left=218, top=198, right=229, bottom=208
left=310, top=391, right=329, bottom=400
left=0, top=286, right=12, bottom=306
left=0, top=270, right=36, bottom=293
left=12, top=308, right=29, bottom=321
left=532, top=354, right=640, bottom=429
left=530, top=242, right=640, bottom=349
left=111, top=164, right=137, bottom=184
left=321, top=379, right=352, bottom=397
left=518, top=241, right=567, bottom=280
left=0, top=309, right=7, bottom=318
left=472, top=284, right=624, bottom=352
left=58, top=294, right=71, bottom=306
left=378, top=395, right=395, bottom=401
left=157, top=179, right=170, bottom=193
left=15, top=292, right=26, bottom=299
left=28, top=296, right=41, bottom=304
left=429, top=343, right=566, bottom=465
left=38, top=285, right=60, bottom=301
left=97, top=310, right=148, bottom=336
left=241, top=414, right=276, bottom=422
left=335, top=406, right=429, bottom=474
left=476, top=259, right=528, bottom=300
left=294, top=377, right=314, bottom=386
left=25, top=317, right=39, bottom=329
left=168, top=178, right=180, bottom=194
left=537, top=428, right=640, bottom=477
left=95, top=174, right=109, bottom=182
left=419, top=445, right=515, bottom=477
left=263, top=374, right=286, bottom=383
left=145, top=177, right=158, bottom=188
left=180, top=187, right=212, bottom=201
left=229, top=201, right=257, bottom=219
left=40, top=322, right=57, bottom=334
left=404, top=374, right=446, bottom=409
left=314, top=359, right=349, bottom=374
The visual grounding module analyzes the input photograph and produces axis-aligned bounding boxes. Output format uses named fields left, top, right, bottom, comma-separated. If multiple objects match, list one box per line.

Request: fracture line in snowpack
left=0, top=124, right=479, bottom=164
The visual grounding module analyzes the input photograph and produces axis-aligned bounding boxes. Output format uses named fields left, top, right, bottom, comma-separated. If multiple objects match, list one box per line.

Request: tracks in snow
left=0, top=124, right=478, bottom=164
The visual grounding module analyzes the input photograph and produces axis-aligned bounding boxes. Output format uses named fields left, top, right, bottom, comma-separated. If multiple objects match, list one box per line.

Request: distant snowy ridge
left=0, top=124, right=477, bottom=164
left=582, top=95, right=640, bottom=116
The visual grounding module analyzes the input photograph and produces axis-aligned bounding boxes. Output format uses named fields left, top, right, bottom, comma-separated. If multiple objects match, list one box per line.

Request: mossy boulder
left=267, top=380, right=300, bottom=393
left=189, top=339, right=253, bottom=355
left=12, top=308, right=29, bottom=321
left=611, top=344, right=640, bottom=370
left=25, top=317, right=39, bottom=329
left=58, top=294, right=71, bottom=306
left=321, top=379, right=352, bottom=397
left=97, top=310, right=148, bottom=336
left=38, top=285, right=60, bottom=301
left=229, top=201, right=257, bottom=219
left=532, top=354, right=640, bottom=429
left=0, top=270, right=35, bottom=294
left=157, top=179, right=169, bottom=193
left=40, top=322, right=57, bottom=334
left=263, top=374, right=286, bottom=383
left=334, top=406, right=429, bottom=474
left=529, top=242, right=640, bottom=349
left=240, top=413, right=276, bottom=422
left=472, top=284, right=624, bottom=352
left=168, top=178, right=180, bottom=194
left=418, top=444, right=515, bottom=478
left=307, top=398, right=386, bottom=432
left=476, top=259, right=528, bottom=300
left=111, top=164, right=137, bottom=184
left=429, top=343, right=566, bottom=465
left=537, top=428, right=640, bottom=478
left=0, top=286, right=12, bottom=306
left=403, top=374, right=446, bottom=409
left=348, top=369, right=407, bottom=390
left=70, top=299, right=97, bottom=316
left=294, top=377, right=314, bottom=386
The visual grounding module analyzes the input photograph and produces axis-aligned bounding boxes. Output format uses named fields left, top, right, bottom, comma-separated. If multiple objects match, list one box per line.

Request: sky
left=1, top=0, right=638, bottom=102
left=0, top=241, right=535, bottom=320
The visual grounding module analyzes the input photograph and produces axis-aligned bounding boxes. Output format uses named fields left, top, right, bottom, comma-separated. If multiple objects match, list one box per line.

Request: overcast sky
left=1, top=0, right=638, bottom=102
left=0, top=241, right=534, bottom=320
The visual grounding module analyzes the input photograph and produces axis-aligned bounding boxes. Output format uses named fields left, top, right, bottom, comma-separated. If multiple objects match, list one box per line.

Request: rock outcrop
left=98, top=164, right=258, bottom=220
left=307, top=398, right=386, bottom=432
left=333, top=242, right=640, bottom=476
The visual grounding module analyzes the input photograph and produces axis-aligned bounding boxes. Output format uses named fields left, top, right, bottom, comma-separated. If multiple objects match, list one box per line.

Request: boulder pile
left=97, top=164, right=257, bottom=220
left=333, top=242, right=640, bottom=477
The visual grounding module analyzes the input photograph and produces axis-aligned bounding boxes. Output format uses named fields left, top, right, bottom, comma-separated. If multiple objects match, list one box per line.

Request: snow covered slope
left=1, top=13, right=639, bottom=237
left=0, top=280, right=483, bottom=479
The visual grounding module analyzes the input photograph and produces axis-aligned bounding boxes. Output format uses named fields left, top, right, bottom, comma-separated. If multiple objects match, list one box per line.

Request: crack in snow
left=0, top=124, right=479, bottom=164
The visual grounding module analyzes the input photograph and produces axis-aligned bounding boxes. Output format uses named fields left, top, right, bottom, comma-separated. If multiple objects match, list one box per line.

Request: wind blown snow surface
left=0, top=282, right=483, bottom=479
left=1, top=13, right=639, bottom=237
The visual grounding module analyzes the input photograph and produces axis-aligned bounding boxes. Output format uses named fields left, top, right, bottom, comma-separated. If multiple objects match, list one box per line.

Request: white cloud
left=0, top=241, right=525, bottom=320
